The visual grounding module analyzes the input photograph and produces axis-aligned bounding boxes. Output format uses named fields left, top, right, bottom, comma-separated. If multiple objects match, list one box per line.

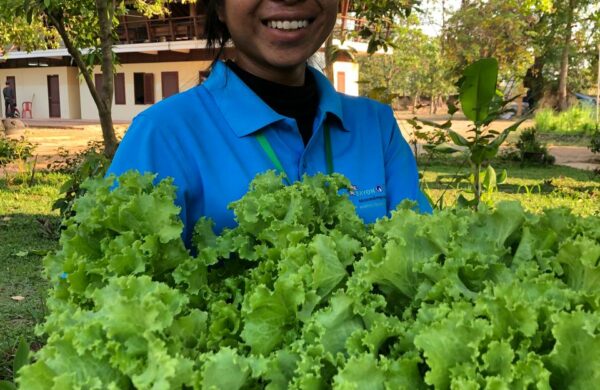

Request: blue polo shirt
left=108, top=61, right=431, bottom=244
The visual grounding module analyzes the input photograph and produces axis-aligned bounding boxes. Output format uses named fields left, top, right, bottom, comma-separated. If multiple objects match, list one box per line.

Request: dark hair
left=204, top=0, right=230, bottom=60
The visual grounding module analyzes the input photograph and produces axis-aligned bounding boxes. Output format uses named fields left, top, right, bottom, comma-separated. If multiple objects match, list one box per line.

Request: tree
left=523, top=1, right=599, bottom=110
left=326, top=0, right=420, bottom=80
left=443, top=0, right=552, bottom=84
left=357, top=15, right=455, bottom=113
left=0, top=0, right=192, bottom=158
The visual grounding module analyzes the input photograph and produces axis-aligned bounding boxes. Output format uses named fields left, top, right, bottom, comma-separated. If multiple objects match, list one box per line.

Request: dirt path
left=4, top=125, right=127, bottom=171
left=3, top=117, right=599, bottom=172
left=395, top=112, right=600, bottom=171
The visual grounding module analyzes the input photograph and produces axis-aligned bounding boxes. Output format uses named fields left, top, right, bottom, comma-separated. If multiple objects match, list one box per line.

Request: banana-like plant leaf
left=459, top=58, right=499, bottom=124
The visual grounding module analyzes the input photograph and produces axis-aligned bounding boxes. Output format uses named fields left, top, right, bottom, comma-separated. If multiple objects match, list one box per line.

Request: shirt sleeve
left=106, top=114, right=200, bottom=245
left=381, top=105, right=433, bottom=214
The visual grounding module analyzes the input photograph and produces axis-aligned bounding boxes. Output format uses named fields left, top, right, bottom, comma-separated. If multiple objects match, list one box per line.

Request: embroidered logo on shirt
left=349, top=184, right=386, bottom=203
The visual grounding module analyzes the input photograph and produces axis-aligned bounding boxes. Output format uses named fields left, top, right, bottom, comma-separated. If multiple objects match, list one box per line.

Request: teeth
left=267, top=20, right=309, bottom=30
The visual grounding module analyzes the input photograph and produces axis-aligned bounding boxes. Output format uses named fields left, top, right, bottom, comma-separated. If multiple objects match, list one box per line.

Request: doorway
left=47, top=75, right=61, bottom=118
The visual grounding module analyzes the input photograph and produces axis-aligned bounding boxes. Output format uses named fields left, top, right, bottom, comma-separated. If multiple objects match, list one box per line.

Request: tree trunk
left=96, top=0, right=118, bottom=158
left=412, top=94, right=419, bottom=114
left=523, top=56, right=545, bottom=110
left=46, top=3, right=118, bottom=159
left=558, top=0, right=576, bottom=112
left=324, top=32, right=335, bottom=82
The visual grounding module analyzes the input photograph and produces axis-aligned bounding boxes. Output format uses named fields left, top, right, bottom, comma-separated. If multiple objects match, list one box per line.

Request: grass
left=0, top=165, right=599, bottom=380
left=0, top=173, right=65, bottom=381
left=534, top=105, right=599, bottom=136
left=419, top=159, right=600, bottom=215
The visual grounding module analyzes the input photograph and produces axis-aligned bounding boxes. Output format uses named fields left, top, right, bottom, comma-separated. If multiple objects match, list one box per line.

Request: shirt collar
left=203, top=61, right=349, bottom=137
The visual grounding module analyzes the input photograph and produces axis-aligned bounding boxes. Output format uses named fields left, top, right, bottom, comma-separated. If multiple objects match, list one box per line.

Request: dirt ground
left=2, top=114, right=600, bottom=172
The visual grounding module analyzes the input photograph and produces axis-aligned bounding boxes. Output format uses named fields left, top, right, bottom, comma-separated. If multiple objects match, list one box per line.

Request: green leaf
left=459, top=58, right=499, bottom=124
left=13, top=338, right=30, bottom=377
left=482, top=165, right=497, bottom=191
left=434, top=142, right=467, bottom=154
left=201, top=348, right=250, bottom=390
left=546, top=311, right=600, bottom=389
left=448, top=130, right=470, bottom=147
left=0, top=381, right=17, bottom=390
left=497, top=169, right=507, bottom=185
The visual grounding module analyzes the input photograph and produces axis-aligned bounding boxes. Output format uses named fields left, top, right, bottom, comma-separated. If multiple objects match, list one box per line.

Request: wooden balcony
left=116, top=15, right=206, bottom=44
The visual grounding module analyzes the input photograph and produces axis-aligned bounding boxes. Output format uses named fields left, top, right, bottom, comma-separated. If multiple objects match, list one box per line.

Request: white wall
left=79, top=61, right=212, bottom=121
left=0, top=67, right=81, bottom=119
left=333, top=61, right=360, bottom=97
left=66, top=67, right=82, bottom=119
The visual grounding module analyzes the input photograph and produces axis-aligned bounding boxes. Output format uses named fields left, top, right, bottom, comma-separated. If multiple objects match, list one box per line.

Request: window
left=134, top=72, right=155, bottom=105
left=94, top=73, right=126, bottom=105
left=161, top=72, right=179, bottom=99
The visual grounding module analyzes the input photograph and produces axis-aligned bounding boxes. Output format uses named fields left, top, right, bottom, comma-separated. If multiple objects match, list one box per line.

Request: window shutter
left=114, top=73, right=126, bottom=105
left=143, top=73, right=155, bottom=104
left=161, top=72, right=179, bottom=99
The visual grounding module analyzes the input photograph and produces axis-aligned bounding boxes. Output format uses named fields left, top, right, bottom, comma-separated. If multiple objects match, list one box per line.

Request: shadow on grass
left=420, top=159, right=600, bottom=183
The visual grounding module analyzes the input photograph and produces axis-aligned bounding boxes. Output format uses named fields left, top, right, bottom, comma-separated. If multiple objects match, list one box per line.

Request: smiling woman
left=107, top=0, right=431, bottom=246
left=215, top=0, right=338, bottom=85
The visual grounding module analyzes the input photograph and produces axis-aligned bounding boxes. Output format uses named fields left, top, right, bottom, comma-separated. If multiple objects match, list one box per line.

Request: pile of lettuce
left=18, top=171, right=600, bottom=389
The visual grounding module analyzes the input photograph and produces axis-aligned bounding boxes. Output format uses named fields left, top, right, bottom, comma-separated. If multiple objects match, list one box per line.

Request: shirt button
left=302, top=162, right=307, bottom=171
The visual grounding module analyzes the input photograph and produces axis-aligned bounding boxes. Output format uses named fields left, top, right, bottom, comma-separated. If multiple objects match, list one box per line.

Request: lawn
left=0, top=163, right=599, bottom=380
left=420, top=160, right=600, bottom=215
left=0, top=173, right=65, bottom=381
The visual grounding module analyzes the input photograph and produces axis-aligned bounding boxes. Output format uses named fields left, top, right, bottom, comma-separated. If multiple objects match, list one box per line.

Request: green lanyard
left=256, top=124, right=333, bottom=184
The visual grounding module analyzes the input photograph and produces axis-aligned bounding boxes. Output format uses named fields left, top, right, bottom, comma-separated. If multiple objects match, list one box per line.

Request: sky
left=418, top=0, right=461, bottom=36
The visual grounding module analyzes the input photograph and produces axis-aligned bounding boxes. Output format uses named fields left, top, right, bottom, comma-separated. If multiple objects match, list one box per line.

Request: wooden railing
left=114, top=13, right=387, bottom=45
left=115, top=15, right=207, bottom=44
left=334, top=14, right=393, bottom=40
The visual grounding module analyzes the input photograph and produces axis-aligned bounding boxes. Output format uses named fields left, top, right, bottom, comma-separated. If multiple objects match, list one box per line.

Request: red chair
left=21, top=101, right=33, bottom=118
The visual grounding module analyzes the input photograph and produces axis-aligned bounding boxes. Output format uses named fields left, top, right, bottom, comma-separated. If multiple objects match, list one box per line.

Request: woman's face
left=218, top=0, right=339, bottom=85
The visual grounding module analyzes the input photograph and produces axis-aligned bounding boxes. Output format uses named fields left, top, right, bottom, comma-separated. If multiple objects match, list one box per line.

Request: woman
left=107, top=0, right=431, bottom=246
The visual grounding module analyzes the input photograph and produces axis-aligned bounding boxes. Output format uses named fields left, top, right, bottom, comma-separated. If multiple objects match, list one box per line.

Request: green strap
left=256, top=133, right=291, bottom=185
left=257, top=124, right=333, bottom=184
left=324, top=124, right=333, bottom=174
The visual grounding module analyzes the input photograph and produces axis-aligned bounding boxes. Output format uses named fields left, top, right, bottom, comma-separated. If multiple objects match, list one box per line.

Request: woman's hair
left=204, top=0, right=230, bottom=57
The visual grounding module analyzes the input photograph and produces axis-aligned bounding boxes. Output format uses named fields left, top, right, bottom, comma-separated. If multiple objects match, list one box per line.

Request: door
left=4, top=76, right=16, bottom=117
left=161, top=72, right=179, bottom=99
left=6, top=76, right=16, bottom=101
left=47, top=75, right=61, bottom=118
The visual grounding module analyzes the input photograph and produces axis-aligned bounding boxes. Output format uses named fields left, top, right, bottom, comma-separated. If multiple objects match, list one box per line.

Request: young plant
left=0, top=338, right=30, bottom=390
left=416, top=58, right=526, bottom=208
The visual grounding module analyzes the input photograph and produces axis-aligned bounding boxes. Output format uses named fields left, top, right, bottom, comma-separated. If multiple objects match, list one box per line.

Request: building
left=0, top=2, right=366, bottom=121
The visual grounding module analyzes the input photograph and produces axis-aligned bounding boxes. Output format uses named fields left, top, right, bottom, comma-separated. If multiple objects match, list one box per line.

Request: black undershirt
left=226, top=61, right=318, bottom=146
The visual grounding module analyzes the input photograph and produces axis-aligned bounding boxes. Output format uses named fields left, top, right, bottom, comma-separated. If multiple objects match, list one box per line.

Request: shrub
left=590, top=128, right=600, bottom=154
left=48, top=141, right=110, bottom=219
left=0, top=136, right=36, bottom=169
left=535, top=104, right=597, bottom=135
left=516, top=127, right=555, bottom=165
